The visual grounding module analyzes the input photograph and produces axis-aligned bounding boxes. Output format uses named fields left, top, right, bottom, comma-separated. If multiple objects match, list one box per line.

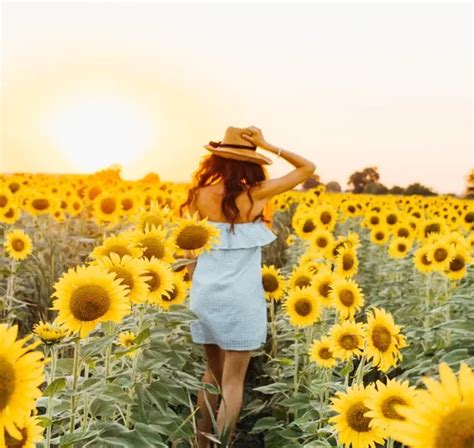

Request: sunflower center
left=121, top=198, right=134, bottom=211
left=375, top=231, right=385, bottom=241
left=145, top=271, right=161, bottom=292
left=320, top=212, right=332, bottom=225
left=141, top=237, right=166, bottom=260
left=433, top=248, right=448, bottom=262
left=386, top=214, right=397, bottom=225
left=425, top=223, right=440, bottom=236
left=303, top=219, right=315, bottom=233
left=346, top=402, right=371, bottom=432
left=100, top=197, right=117, bottom=214
left=465, top=212, right=474, bottom=224
left=339, top=289, right=354, bottom=306
left=5, top=208, right=14, bottom=218
left=398, top=228, right=409, bottom=238
left=348, top=205, right=356, bottom=213
left=370, top=216, right=380, bottom=225
left=319, top=281, right=331, bottom=298
left=340, top=334, right=358, bottom=350
left=450, top=256, right=465, bottom=272
left=32, top=198, right=49, bottom=210
left=69, top=285, right=111, bottom=321
left=176, top=225, right=209, bottom=250
left=294, top=298, right=312, bottom=316
left=318, top=347, right=332, bottom=360
left=110, top=267, right=134, bottom=291
left=12, top=239, right=25, bottom=252
left=371, top=325, right=392, bottom=352
left=342, top=254, right=354, bottom=270
left=421, top=253, right=432, bottom=266
left=295, top=276, right=311, bottom=288
left=0, top=355, right=16, bottom=411
left=434, top=405, right=474, bottom=448
left=0, top=195, right=7, bottom=207
left=4, top=427, right=27, bottom=447
left=397, top=244, right=407, bottom=252
left=162, top=285, right=177, bottom=302
left=381, top=396, right=406, bottom=420
left=262, top=274, right=279, bottom=293
left=316, top=237, right=328, bottom=248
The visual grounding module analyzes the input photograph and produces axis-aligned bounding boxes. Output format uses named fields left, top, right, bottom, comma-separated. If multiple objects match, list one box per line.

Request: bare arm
left=241, top=126, right=316, bottom=199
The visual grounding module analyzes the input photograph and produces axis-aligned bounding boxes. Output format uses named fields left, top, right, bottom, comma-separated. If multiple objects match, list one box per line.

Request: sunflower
left=329, top=320, right=366, bottom=361
left=142, top=257, right=175, bottom=305
left=329, top=384, right=386, bottom=448
left=50, top=264, right=131, bottom=338
left=388, top=236, right=412, bottom=259
left=381, top=209, right=399, bottom=227
left=170, top=211, right=221, bottom=256
left=445, top=245, right=472, bottom=281
left=0, top=185, right=15, bottom=211
left=32, top=320, right=69, bottom=345
left=308, top=336, right=337, bottom=368
left=25, top=192, right=58, bottom=216
left=419, top=217, right=447, bottom=240
left=334, top=243, right=358, bottom=278
left=90, top=233, right=143, bottom=261
left=309, top=228, right=334, bottom=257
left=118, top=191, right=139, bottom=217
left=426, top=237, right=455, bottom=271
left=3, top=414, right=45, bottom=448
left=156, top=273, right=189, bottom=311
left=0, top=205, right=21, bottom=224
left=413, top=244, right=435, bottom=274
left=117, top=331, right=138, bottom=359
left=0, top=324, right=46, bottom=447
left=133, top=202, right=172, bottom=232
left=293, top=212, right=318, bottom=240
left=92, top=191, right=121, bottom=224
left=391, top=362, right=474, bottom=448
left=370, top=226, right=389, bottom=245
left=365, top=308, right=407, bottom=373
left=364, top=378, right=417, bottom=437
left=261, top=264, right=286, bottom=302
left=314, top=204, right=337, bottom=231
left=130, top=225, right=176, bottom=263
left=283, top=286, right=321, bottom=327
left=66, top=194, right=84, bottom=217
left=3, top=229, right=33, bottom=261
left=286, top=233, right=297, bottom=246
left=312, top=268, right=336, bottom=307
left=93, top=253, right=152, bottom=305
left=329, top=277, right=365, bottom=320
left=363, top=211, right=382, bottom=229
left=287, top=264, right=315, bottom=290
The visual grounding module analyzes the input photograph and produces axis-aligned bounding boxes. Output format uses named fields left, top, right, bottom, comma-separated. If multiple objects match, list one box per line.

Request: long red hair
left=179, top=154, right=270, bottom=233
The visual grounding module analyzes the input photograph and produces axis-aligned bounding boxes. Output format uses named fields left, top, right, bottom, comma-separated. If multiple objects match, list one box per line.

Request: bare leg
left=196, top=344, right=225, bottom=448
left=216, top=350, right=252, bottom=447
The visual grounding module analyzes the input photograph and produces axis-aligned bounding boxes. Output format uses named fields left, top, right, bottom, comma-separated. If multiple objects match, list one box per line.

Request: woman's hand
left=240, top=126, right=268, bottom=149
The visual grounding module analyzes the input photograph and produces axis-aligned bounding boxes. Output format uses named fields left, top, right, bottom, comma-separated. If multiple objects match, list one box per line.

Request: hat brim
left=204, top=145, right=272, bottom=165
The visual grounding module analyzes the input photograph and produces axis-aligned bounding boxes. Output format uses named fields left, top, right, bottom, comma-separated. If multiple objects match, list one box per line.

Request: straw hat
left=204, top=126, right=272, bottom=165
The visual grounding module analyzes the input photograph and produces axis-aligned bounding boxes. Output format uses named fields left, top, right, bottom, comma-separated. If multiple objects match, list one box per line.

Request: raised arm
left=241, top=126, right=316, bottom=199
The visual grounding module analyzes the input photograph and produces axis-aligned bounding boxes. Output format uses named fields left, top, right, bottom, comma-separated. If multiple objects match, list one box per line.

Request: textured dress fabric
left=188, top=219, right=277, bottom=350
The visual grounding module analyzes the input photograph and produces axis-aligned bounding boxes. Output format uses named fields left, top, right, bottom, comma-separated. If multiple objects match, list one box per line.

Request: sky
left=1, top=1, right=472, bottom=194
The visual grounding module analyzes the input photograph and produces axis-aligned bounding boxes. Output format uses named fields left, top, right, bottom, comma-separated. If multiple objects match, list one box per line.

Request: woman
left=179, top=125, right=316, bottom=447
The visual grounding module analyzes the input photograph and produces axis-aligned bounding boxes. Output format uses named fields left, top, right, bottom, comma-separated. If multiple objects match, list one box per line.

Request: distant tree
left=464, top=169, right=474, bottom=199
left=302, top=173, right=322, bottom=190
left=347, top=167, right=380, bottom=193
left=389, top=185, right=405, bottom=195
left=364, top=181, right=389, bottom=195
left=326, top=181, right=342, bottom=192
left=404, top=182, right=437, bottom=196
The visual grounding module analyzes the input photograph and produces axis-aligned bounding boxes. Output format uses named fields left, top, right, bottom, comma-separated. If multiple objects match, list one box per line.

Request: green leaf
left=43, top=377, right=67, bottom=397
left=253, top=382, right=290, bottom=395
left=251, top=416, right=282, bottom=433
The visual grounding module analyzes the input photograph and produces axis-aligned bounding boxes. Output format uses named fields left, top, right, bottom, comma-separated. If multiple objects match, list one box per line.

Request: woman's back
left=193, top=180, right=268, bottom=224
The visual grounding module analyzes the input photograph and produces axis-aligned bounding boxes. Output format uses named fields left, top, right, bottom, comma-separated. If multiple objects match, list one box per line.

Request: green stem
left=69, top=337, right=81, bottom=433
left=82, top=360, right=90, bottom=429
left=352, top=355, right=366, bottom=386
left=269, top=299, right=278, bottom=357
left=293, top=337, right=299, bottom=420
left=45, top=346, right=58, bottom=448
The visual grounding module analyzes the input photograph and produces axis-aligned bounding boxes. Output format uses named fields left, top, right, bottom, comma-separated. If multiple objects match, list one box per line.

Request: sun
left=44, top=94, right=155, bottom=171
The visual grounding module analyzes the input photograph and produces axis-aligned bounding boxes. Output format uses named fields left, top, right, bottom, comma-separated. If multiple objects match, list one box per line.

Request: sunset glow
left=43, top=94, right=155, bottom=172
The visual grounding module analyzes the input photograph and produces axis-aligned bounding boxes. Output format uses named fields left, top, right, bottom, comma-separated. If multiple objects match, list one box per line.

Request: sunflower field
left=0, top=170, right=473, bottom=448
